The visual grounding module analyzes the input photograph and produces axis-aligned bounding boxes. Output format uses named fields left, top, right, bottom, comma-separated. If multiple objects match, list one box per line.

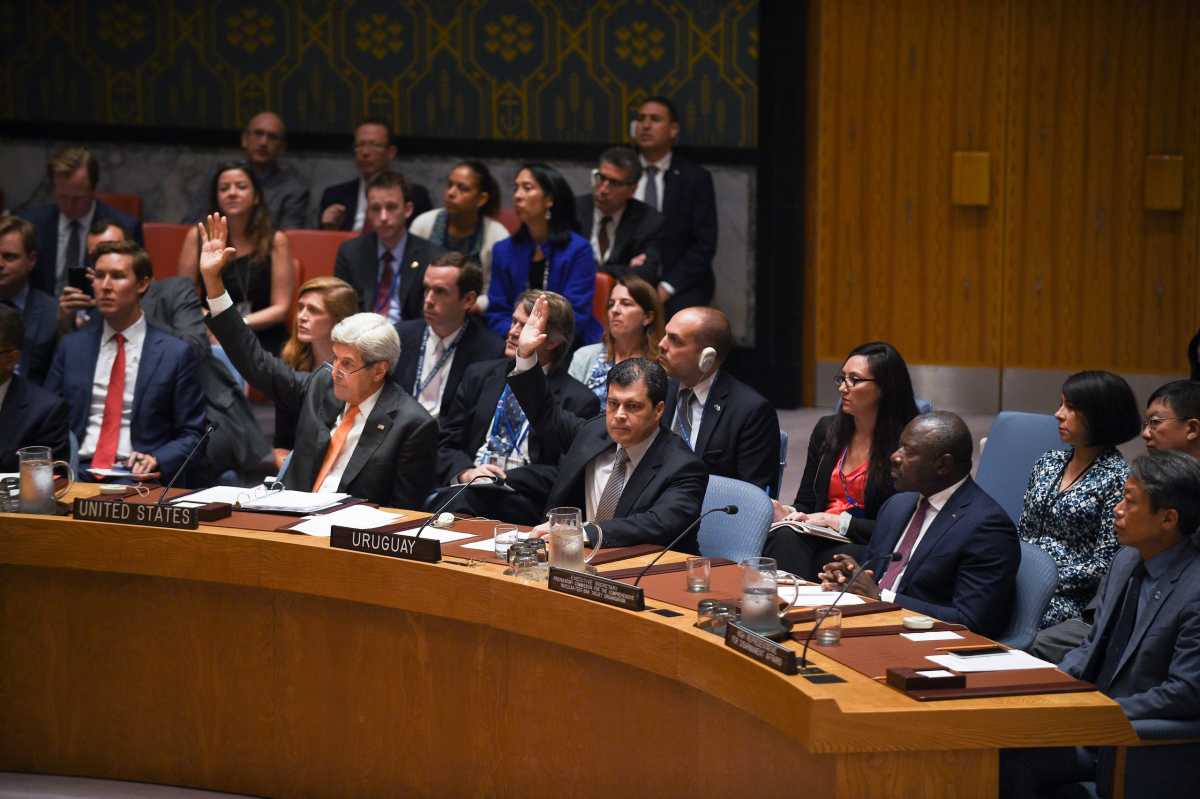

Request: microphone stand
left=799, top=551, right=901, bottom=669
left=156, top=423, right=218, bottom=505
left=633, top=505, right=738, bottom=587
left=414, top=474, right=498, bottom=538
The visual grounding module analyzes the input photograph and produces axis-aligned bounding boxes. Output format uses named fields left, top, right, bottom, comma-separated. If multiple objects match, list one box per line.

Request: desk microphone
left=414, top=474, right=498, bottom=538
left=632, top=505, right=738, bottom=587
left=156, top=422, right=218, bottom=506
left=799, top=551, right=901, bottom=668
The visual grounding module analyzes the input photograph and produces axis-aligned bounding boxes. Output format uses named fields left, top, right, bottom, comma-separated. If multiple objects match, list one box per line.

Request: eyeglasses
left=353, top=142, right=388, bottom=152
left=1143, top=416, right=1190, bottom=430
left=591, top=169, right=637, bottom=188
left=324, top=358, right=374, bottom=378
left=834, top=374, right=875, bottom=389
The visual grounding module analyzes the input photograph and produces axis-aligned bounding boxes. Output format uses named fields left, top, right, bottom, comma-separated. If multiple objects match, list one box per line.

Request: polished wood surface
left=0, top=489, right=1136, bottom=797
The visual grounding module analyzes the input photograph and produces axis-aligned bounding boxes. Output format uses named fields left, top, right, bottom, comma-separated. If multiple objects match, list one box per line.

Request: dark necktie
left=644, top=165, right=659, bottom=211
left=673, top=388, right=695, bottom=448
left=878, top=498, right=930, bottom=590
left=374, top=251, right=395, bottom=316
left=1092, top=563, right=1147, bottom=690
left=597, top=215, right=612, bottom=262
left=594, top=448, right=629, bottom=522
left=62, top=220, right=82, bottom=291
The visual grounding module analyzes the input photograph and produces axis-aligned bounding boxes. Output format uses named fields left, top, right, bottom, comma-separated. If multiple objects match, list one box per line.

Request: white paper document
left=900, top=631, right=965, bottom=642
left=394, top=527, right=475, bottom=544
left=460, top=537, right=502, bottom=551
left=925, top=650, right=1056, bottom=673
left=777, top=586, right=866, bottom=606
left=915, top=670, right=958, bottom=679
left=240, top=490, right=349, bottom=513
left=290, top=505, right=407, bottom=537
left=171, top=485, right=247, bottom=505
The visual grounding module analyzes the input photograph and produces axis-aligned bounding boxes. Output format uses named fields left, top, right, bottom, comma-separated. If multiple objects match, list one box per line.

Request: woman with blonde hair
left=568, top=274, right=664, bottom=402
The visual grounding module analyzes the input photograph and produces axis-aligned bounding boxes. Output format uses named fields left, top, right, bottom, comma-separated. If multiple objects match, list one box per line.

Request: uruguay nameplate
left=73, top=498, right=199, bottom=530
left=547, top=566, right=645, bottom=611
left=329, top=525, right=441, bottom=563
left=725, top=622, right=800, bottom=675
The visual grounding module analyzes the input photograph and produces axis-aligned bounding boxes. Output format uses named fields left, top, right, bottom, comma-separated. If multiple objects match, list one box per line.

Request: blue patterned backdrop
left=1, top=0, right=758, bottom=147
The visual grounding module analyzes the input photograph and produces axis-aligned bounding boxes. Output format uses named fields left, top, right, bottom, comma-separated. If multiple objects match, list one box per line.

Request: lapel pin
left=377, top=423, right=385, bottom=430
left=713, top=403, right=722, bottom=413
left=409, top=260, right=419, bottom=269
left=1154, top=591, right=1162, bottom=601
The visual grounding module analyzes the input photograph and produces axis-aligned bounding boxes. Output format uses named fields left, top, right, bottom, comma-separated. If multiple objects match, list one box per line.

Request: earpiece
left=698, top=346, right=717, bottom=373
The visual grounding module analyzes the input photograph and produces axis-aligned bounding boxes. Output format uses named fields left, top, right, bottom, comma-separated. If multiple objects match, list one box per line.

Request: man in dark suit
left=657, top=306, right=780, bottom=493
left=318, top=119, right=431, bottom=231
left=0, top=215, right=58, bottom=385
left=18, top=146, right=143, bottom=296
left=574, top=146, right=663, bottom=285
left=334, top=171, right=445, bottom=324
left=820, top=412, right=1019, bottom=638
left=508, top=295, right=708, bottom=548
left=200, top=214, right=437, bottom=507
left=1000, top=451, right=1200, bottom=798
left=393, top=252, right=503, bottom=420
left=44, top=241, right=205, bottom=484
left=634, top=97, right=717, bottom=317
left=0, top=306, right=69, bottom=471
left=434, top=290, right=598, bottom=522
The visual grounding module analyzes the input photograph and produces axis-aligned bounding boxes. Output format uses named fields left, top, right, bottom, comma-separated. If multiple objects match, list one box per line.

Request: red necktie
left=92, top=333, right=126, bottom=469
left=374, top=251, right=395, bottom=315
left=878, top=497, right=929, bottom=590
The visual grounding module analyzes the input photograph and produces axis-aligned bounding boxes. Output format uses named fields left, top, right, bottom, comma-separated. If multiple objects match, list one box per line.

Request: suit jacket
left=791, top=413, right=901, bottom=544
left=334, top=231, right=445, bottom=321
left=573, top=195, right=663, bottom=284
left=485, top=231, right=602, bottom=344
left=663, top=371, right=780, bottom=494
left=863, top=478, right=1020, bottom=638
left=393, top=317, right=504, bottom=419
left=0, top=374, right=70, bottom=471
left=45, top=321, right=206, bottom=482
left=207, top=305, right=437, bottom=508
left=436, top=357, right=599, bottom=487
left=1060, top=544, right=1200, bottom=720
left=508, top=365, right=708, bottom=549
left=318, top=178, right=433, bottom=232
left=19, top=201, right=144, bottom=295
left=657, top=153, right=717, bottom=307
left=17, top=286, right=58, bottom=385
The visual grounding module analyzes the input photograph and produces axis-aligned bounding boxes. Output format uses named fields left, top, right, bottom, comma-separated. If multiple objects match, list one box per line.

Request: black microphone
left=799, top=550, right=902, bottom=668
left=414, top=474, right=498, bottom=538
left=633, top=505, right=738, bottom=587
left=156, top=422, right=218, bottom=505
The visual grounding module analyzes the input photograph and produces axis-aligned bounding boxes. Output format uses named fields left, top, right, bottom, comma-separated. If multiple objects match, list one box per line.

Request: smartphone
left=67, top=266, right=93, bottom=296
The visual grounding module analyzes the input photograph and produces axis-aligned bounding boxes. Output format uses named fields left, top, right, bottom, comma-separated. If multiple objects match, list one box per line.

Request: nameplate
left=329, top=525, right=441, bottom=563
left=725, top=623, right=800, bottom=675
left=547, top=566, right=645, bottom=611
left=72, top=497, right=199, bottom=530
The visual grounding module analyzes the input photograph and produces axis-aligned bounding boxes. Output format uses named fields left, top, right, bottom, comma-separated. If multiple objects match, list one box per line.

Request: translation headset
left=698, top=346, right=717, bottom=373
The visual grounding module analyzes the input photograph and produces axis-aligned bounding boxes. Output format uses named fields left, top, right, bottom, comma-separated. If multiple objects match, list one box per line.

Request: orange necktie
left=311, top=404, right=359, bottom=492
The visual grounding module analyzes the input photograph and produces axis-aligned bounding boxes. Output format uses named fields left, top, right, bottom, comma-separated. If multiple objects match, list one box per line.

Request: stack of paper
left=290, top=505, right=406, bottom=537
left=778, top=585, right=866, bottom=606
left=924, top=650, right=1056, bottom=673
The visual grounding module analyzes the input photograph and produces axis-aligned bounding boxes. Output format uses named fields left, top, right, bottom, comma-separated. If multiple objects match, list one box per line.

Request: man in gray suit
left=1000, top=450, right=1200, bottom=797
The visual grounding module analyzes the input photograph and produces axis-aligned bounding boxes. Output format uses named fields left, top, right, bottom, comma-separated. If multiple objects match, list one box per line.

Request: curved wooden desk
left=0, top=495, right=1135, bottom=798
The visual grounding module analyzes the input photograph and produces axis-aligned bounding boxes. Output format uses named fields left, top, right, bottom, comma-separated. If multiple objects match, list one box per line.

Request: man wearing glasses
left=318, top=119, right=432, bottom=232
left=198, top=214, right=437, bottom=508
left=573, top=146, right=663, bottom=284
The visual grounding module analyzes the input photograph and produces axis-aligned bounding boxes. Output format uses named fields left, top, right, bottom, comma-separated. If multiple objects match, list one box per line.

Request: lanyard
left=486, top=394, right=529, bottom=457
left=835, top=447, right=863, bottom=509
left=413, top=325, right=464, bottom=395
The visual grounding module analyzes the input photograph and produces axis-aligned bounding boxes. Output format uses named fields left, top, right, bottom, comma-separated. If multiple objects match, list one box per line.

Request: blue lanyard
left=413, top=326, right=464, bottom=395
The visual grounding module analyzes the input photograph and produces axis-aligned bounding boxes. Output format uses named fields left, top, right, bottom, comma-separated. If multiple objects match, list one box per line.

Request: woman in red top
left=765, top=341, right=920, bottom=579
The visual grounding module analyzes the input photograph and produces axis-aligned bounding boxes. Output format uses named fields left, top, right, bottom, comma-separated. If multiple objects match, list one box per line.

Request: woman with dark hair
left=485, top=163, right=600, bottom=344
left=179, top=161, right=294, bottom=353
left=568, top=274, right=664, bottom=402
left=409, top=160, right=509, bottom=312
left=765, top=341, right=921, bottom=578
left=1019, top=370, right=1142, bottom=629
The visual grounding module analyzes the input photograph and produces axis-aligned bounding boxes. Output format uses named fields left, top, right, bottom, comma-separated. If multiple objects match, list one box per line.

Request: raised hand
left=516, top=293, right=550, bottom=359
left=197, top=213, right=236, bottom=279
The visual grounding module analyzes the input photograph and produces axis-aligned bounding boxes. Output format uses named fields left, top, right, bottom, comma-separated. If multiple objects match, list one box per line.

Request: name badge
left=547, top=566, right=645, bottom=611
left=725, top=622, right=799, bottom=675
left=330, top=525, right=441, bottom=563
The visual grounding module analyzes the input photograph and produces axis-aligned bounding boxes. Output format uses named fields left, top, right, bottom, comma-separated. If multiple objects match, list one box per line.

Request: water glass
left=493, top=523, right=521, bottom=560
left=814, top=606, right=842, bottom=645
left=686, top=557, right=712, bottom=592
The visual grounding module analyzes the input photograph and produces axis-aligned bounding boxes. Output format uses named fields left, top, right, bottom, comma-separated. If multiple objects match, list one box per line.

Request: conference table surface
left=0, top=486, right=1137, bottom=798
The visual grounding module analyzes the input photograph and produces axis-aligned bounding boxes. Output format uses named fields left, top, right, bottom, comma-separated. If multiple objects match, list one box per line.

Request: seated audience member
left=179, top=161, right=295, bottom=355
left=1019, top=371, right=1141, bottom=629
left=199, top=215, right=437, bottom=507
left=333, top=172, right=445, bottom=324
left=273, top=276, right=359, bottom=469
left=656, top=305, right=780, bottom=493
left=0, top=215, right=57, bottom=384
left=435, top=290, right=598, bottom=523
left=1032, top=378, right=1200, bottom=662
left=820, top=412, right=1019, bottom=638
left=19, top=145, right=143, bottom=296
left=633, top=97, right=716, bottom=317
left=485, top=163, right=601, bottom=345
left=318, top=119, right=432, bottom=231
left=1000, top=451, right=1200, bottom=798
left=394, top=253, right=504, bottom=420
left=569, top=275, right=663, bottom=403
left=45, top=241, right=206, bottom=484
left=408, top=160, right=509, bottom=310
left=574, top=146, right=663, bottom=285
left=766, top=342, right=920, bottom=578
left=186, top=112, right=308, bottom=230
left=0, top=306, right=69, bottom=470
left=509, top=295, right=707, bottom=548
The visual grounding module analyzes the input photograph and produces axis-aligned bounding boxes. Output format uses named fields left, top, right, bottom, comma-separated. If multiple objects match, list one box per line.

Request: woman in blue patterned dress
left=568, top=275, right=664, bottom=402
left=1018, top=370, right=1142, bottom=628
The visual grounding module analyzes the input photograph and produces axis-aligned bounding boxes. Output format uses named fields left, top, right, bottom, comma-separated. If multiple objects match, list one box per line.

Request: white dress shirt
left=585, top=429, right=658, bottom=523
left=56, top=202, right=97, bottom=294
left=79, top=313, right=147, bottom=461
left=674, top=370, right=716, bottom=449
left=316, top=385, right=382, bottom=494
left=879, top=475, right=969, bottom=603
left=590, top=205, right=625, bottom=264
left=353, top=178, right=368, bottom=232
left=635, top=152, right=671, bottom=212
left=415, top=324, right=464, bottom=417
